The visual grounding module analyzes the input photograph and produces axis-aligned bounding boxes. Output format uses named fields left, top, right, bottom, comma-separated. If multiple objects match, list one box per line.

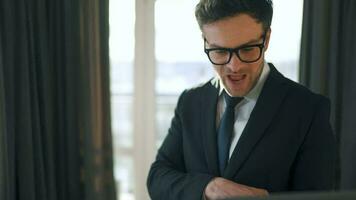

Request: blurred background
left=1, top=0, right=355, bottom=200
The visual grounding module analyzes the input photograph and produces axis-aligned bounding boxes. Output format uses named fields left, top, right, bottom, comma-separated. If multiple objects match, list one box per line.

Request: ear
left=263, top=28, right=272, bottom=51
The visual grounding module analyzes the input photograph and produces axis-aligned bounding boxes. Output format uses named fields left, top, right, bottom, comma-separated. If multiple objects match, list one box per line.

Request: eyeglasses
left=204, top=34, right=266, bottom=65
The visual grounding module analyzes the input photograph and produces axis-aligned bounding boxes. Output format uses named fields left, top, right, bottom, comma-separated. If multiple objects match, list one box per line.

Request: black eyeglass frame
left=204, top=33, right=267, bottom=65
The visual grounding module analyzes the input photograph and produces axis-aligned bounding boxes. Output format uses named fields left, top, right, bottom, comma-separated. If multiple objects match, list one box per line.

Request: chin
left=226, top=89, right=246, bottom=97
left=225, top=84, right=249, bottom=97
left=223, top=77, right=251, bottom=97
left=232, top=92, right=246, bottom=97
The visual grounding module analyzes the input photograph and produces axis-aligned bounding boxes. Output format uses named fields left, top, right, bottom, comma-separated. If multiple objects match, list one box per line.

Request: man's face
left=202, top=14, right=271, bottom=97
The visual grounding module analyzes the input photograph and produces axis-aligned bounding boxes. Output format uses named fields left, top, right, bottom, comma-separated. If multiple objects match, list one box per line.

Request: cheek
left=214, top=66, right=224, bottom=76
left=246, top=63, right=263, bottom=83
left=245, top=64, right=258, bottom=76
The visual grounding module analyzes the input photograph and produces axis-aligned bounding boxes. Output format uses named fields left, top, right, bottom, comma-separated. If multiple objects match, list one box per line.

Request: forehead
left=202, top=14, right=264, bottom=48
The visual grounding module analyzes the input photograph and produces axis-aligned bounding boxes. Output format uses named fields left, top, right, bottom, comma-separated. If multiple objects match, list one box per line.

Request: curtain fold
left=0, top=0, right=116, bottom=199
left=1, top=16, right=12, bottom=200
left=300, top=0, right=356, bottom=190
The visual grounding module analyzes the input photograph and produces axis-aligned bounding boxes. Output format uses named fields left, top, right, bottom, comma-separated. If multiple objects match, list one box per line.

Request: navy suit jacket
left=147, top=64, right=336, bottom=200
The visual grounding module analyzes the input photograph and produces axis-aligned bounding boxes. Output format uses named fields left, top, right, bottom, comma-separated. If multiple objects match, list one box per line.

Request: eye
left=240, top=47, right=255, bottom=52
left=214, top=49, right=228, bottom=55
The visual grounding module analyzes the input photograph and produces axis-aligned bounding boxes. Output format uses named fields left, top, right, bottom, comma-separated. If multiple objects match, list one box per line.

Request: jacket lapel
left=201, top=77, right=220, bottom=176
left=224, top=64, right=289, bottom=179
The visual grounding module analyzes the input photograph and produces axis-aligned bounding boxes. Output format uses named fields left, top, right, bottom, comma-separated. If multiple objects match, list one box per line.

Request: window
left=109, top=0, right=135, bottom=199
left=109, top=0, right=304, bottom=199
left=155, top=0, right=212, bottom=147
left=266, top=0, right=304, bottom=81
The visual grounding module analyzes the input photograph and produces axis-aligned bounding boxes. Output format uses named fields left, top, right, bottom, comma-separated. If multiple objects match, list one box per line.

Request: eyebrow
left=206, top=36, right=264, bottom=49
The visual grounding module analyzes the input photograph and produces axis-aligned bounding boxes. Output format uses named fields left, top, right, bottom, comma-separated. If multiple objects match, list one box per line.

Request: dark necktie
left=218, top=91, right=243, bottom=175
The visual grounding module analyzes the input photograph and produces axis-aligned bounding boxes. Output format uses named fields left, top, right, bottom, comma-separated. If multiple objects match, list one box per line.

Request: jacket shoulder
left=278, top=76, right=330, bottom=111
left=180, top=77, right=218, bottom=98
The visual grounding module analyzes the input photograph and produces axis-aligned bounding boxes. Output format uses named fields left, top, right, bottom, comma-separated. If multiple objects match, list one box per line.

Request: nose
left=226, top=52, right=243, bottom=72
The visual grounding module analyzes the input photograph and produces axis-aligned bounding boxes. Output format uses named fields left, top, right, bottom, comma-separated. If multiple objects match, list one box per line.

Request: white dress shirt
left=216, top=61, right=271, bottom=159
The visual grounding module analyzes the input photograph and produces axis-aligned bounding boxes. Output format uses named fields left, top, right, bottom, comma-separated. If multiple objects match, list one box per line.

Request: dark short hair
left=195, top=0, right=273, bottom=31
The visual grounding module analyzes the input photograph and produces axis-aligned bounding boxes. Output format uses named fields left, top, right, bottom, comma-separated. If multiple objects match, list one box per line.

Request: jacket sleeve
left=290, top=97, right=337, bottom=190
left=147, top=91, right=214, bottom=200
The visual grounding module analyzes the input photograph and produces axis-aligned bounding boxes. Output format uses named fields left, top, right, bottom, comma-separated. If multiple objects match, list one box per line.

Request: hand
left=204, top=177, right=269, bottom=200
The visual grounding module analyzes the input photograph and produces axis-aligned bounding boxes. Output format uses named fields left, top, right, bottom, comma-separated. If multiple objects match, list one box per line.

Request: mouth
left=227, top=74, right=246, bottom=83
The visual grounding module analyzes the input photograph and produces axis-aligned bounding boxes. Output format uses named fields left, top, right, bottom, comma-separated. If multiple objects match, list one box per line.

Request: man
left=147, top=0, right=336, bottom=199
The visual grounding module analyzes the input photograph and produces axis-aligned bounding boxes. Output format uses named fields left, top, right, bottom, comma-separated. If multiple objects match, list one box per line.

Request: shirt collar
left=218, top=61, right=270, bottom=101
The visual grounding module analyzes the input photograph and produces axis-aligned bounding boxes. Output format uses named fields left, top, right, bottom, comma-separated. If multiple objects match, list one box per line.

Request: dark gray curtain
left=0, top=20, right=9, bottom=199
left=300, top=0, right=356, bottom=190
left=0, top=0, right=116, bottom=200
